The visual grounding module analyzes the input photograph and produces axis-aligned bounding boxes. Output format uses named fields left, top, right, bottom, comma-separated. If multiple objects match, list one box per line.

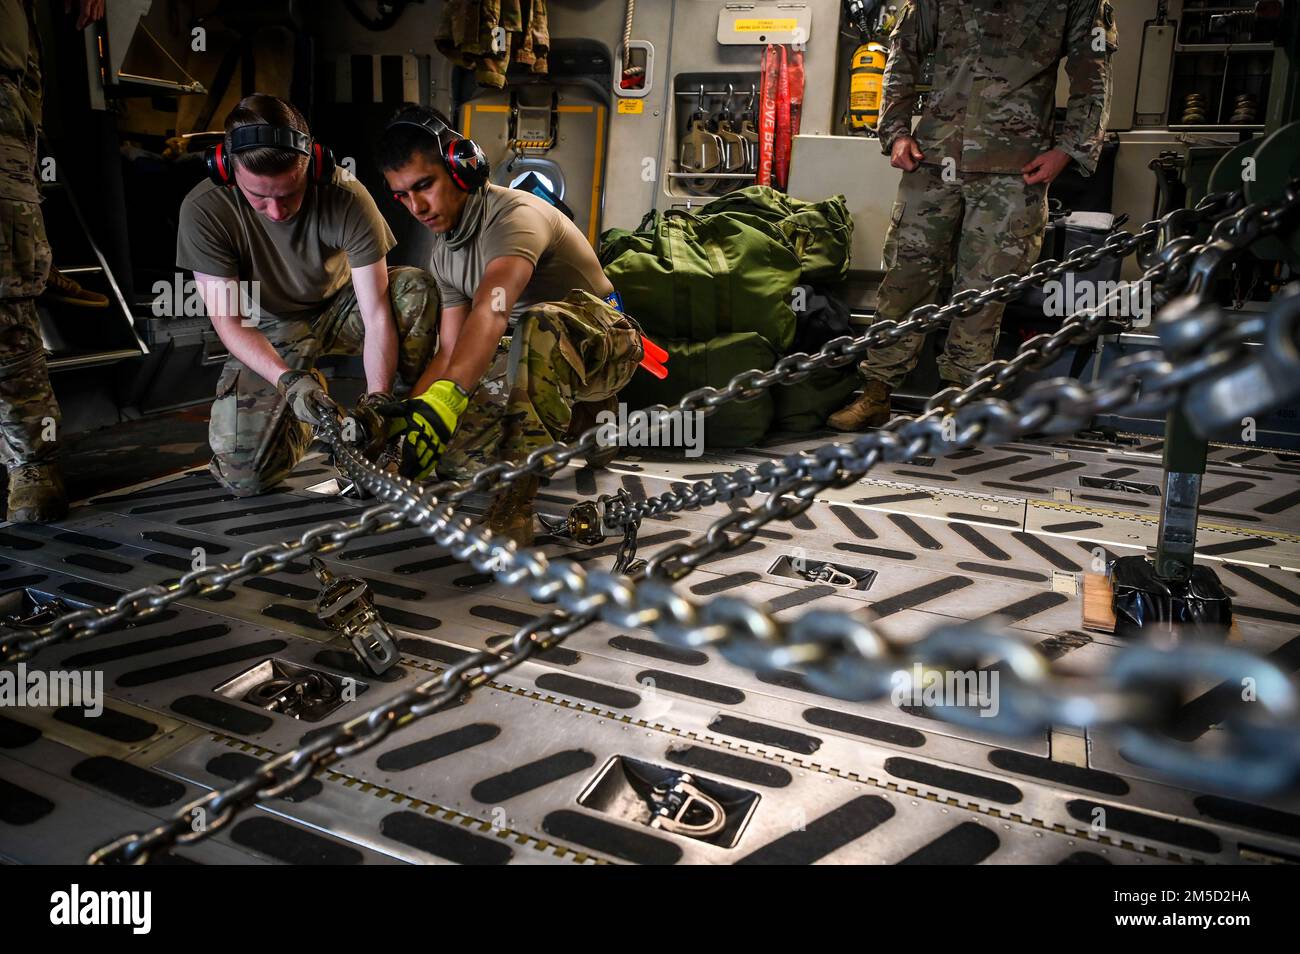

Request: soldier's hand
left=890, top=136, right=925, bottom=172
left=376, top=380, right=470, bottom=481
left=277, top=368, right=337, bottom=426
left=1022, top=149, right=1072, bottom=185
left=67, top=0, right=105, bottom=30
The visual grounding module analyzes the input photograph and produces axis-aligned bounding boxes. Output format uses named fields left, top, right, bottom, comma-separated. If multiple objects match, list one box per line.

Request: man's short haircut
left=224, top=93, right=311, bottom=176
left=376, top=103, right=457, bottom=173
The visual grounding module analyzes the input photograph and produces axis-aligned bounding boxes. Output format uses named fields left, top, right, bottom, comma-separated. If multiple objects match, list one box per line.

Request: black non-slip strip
left=1198, top=538, right=1273, bottom=557
left=312, top=649, right=404, bottom=682
left=608, top=634, right=709, bottom=666
left=666, top=745, right=791, bottom=788
left=380, top=811, right=513, bottom=865
left=1101, top=467, right=1139, bottom=478
left=738, top=796, right=895, bottom=865
left=1232, top=604, right=1300, bottom=626
left=984, top=480, right=1049, bottom=494
left=398, top=638, right=472, bottom=666
left=949, top=523, right=1009, bottom=560
left=869, top=576, right=973, bottom=619
left=636, top=669, right=745, bottom=705
left=378, top=723, right=501, bottom=772
left=759, top=668, right=818, bottom=693
left=830, top=505, right=878, bottom=540
left=0, top=573, right=50, bottom=590
left=1012, top=531, right=1081, bottom=571
left=885, top=757, right=1022, bottom=804
left=362, top=577, right=425, bottom=601
left=226, top=508, right=360, bottom=536
left=896, top=469, right=956, bottom=482
left=132, top=493, right=239, bottom=515
left=1042, top=519, right=1105, bottom=533
left=59, top=579, right=124, bottom=604
left=140, top=530, right=231, bottom=554
left=947, top=511, right=1020, bottom=528
left=708, top=715, right=820, bottom=754
left=853, top=491, right=932, bottom=507
left=377, top=605, right=441, bottom=631
left=1065, top=800, right=1221, bottom=853
left=116, top=639, right=287, bottom=688
left=1034, top=629, right=1093, bottom=661
left=472, top=604, right=535, bottom=627
left=987, top=749, right=1128, bottom=796
left=957, top=561, right=1049, bottom=584
left=1078, top=494, right=1152, bottom=509
left=1224, top=449, right=1267, bottom=464
left=789, top=510, right=817, bottom=531
left=71, top=755, right=186, bottom=808
left=542, top=810, right=682, bottom=865
left=802, top=707, right=926, bottom=748
left=96, top=476, right=220, bottom=504
left=230, top=816, right=363, bottom=865
left=0, top=775, right=55, bottom=825
left=1059, top=851, right=1111, bottom=864
left=574, top=467, right=598, bottom=496
left=690, top=571, right=761, bottom=595
left=262, top=603, right=328, bottom=631
left=1221, top=563, right=1300, bottom=608
left=983, top=590, right=1069, bottom=622
left=1255, top=486, right=1300, bottom=515
left=484, top=632, right=580, bottom=666
left=1193, top=795, right=1300, bottom=840
left=534, top=673, right=641, bottom=709
left=0, top=531, right=43, bottom=550
left=695, top=540, right=766, bottom=566
left=53, top=706, right=157, bottom=744
left=1201, top=508, right=1261, bottom=523
left=345, top=535, right=443, bottom=561
left=170, top=694, right=274, bottom=734
left=572, top=530, right=693, bottom=564
left=620, top=474, right=647, bottom=498
left=206, top=752, right=321, bottom=801
left=768, top=585, right=837, bottom=612
left=1014, top=461, right=1088, bottom=483
left=0, top=713, right=40, bottom=748
left=834, top=542, right=917, bottom=561
left=173, top=497, right=316, bottom=524
left=1165, top=633, right=1300, bottom=741
left=888, top=513, right=942, bottom=550
left=1198, top=480, right=1256, bottom=505
left=472, top=750, right=596, bottom=804
left=897, top=822, right=1000, bottom=865
left=53, top=531, right=120, bottom=550
left=952, top=454, right=1031, bottom=476
left=144, top=552, right=199, bottom=573
left=243, top=577, right=318, bottom=601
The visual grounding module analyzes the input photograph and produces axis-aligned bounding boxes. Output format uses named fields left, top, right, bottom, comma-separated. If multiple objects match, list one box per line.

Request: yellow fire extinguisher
left=846, top=41, right=887, bottom=133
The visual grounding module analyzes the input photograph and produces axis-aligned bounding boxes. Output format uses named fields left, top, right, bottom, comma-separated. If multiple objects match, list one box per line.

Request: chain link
left=81, top=184, right=1300, bottom=863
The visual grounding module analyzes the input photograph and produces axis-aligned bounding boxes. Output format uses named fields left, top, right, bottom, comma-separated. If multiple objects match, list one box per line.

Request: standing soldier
left=376, top=105, right=643, bottom=546
left=830, top=0, right=1116, bottom=430
left=0, top=0, right=105, bottom=523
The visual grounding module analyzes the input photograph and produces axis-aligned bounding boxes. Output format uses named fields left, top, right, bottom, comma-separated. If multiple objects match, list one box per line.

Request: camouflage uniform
left=437, top=290, right=643, bottom=480
left=0, top=0, right=58, bottom=470
left=436, top=0, right=550, bottom=89
left=209, top=266, right=439, bottom=495
left=863, top=0, right=1116, bottom=388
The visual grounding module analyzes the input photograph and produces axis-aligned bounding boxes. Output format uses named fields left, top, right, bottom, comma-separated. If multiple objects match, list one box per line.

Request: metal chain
left=2, top=193, right=1236, bottom=664
left=87, top=188, right=1300, bottom=862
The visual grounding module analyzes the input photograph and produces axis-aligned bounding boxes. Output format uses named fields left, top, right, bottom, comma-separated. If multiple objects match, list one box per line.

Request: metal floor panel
left=4, top=428, right=1300, bottom=864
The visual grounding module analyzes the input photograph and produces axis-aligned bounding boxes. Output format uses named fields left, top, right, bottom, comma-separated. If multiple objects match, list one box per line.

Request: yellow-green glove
left=377, top=380, right=470, bottom=480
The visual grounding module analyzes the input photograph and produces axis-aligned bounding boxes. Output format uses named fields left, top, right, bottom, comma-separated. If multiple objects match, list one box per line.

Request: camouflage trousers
left=209, top=266, right=439, bottom=495
left=437, top=289, right=643, bottom=480
left=861, top=164, right=1049, bottom=388
left=0, top=73, right=58, bottom=469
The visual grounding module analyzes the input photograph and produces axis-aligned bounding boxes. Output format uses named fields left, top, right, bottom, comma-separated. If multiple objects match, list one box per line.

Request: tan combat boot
left=569, top=395, right=619, bottom=470
left=40, top=267, right=109, bottom=308
left=6, top=462, right=68, bottom=524
left=827, top=379, right=893, bottom=431
left=483, top=474, right=541, bottom=548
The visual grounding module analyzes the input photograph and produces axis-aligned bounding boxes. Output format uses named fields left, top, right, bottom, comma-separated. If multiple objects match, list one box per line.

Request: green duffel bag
left=618, top=331, right=778, bottom=449
left=603, top=208, right=800, bottom=353
left=772, top=365, right=862, bottom=433
left=697, top=186, right=855, bottom=283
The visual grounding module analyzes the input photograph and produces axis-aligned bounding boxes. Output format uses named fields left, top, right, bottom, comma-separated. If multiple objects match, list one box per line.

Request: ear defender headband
left=205, top=124, right=336, bottom=186
left=385, top=113, right=490, bottom=193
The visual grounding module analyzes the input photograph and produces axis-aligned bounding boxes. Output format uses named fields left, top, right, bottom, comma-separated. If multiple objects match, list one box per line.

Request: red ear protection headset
left=205, top=124, right=336, bottom=186
left=384, top=111, right=490, bottom=193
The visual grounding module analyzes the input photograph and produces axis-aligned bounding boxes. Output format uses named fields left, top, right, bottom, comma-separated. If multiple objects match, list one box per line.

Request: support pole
left=1152, top=405, right=1208, bottom=582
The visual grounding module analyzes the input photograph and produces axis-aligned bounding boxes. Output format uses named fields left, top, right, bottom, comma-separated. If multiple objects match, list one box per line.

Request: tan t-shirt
left=430, top=184, right=612, bottom=319
left=176, top=167, right=396, bottom=323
